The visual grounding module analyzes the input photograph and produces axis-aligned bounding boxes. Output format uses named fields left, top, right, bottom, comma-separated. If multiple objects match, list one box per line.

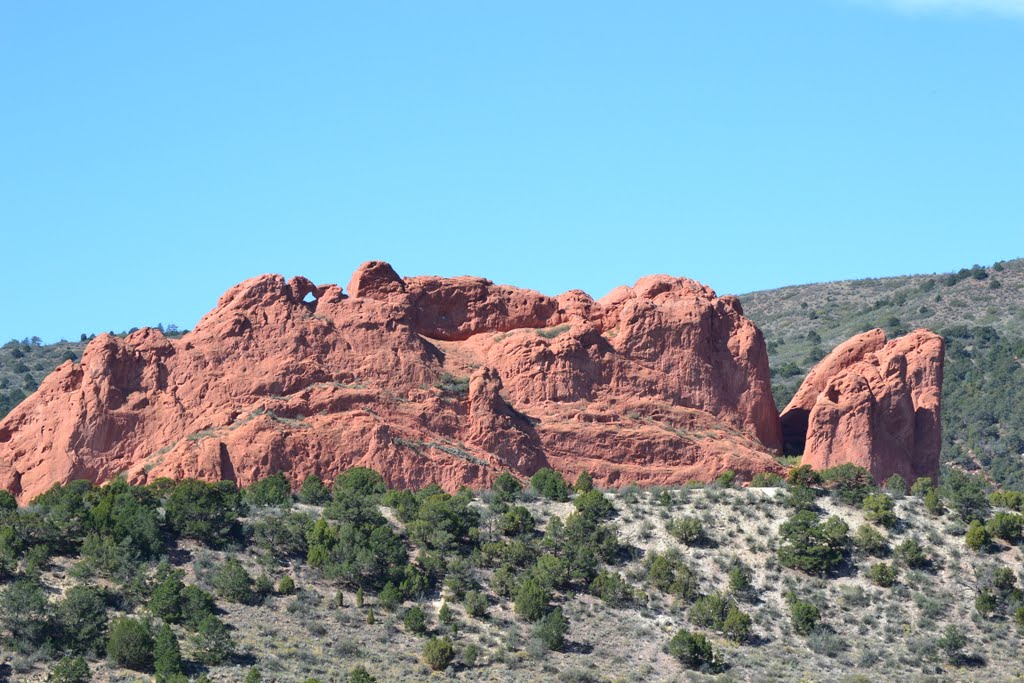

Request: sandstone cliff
left=781, top=329, right=944, bottom=484
left=0, top=262, right=786, bottom=502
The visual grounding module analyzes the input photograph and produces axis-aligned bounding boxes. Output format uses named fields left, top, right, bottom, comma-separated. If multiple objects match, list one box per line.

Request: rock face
left=781, top=329, right=944, bottom=484
left=0, top=263, right=787, bottom=503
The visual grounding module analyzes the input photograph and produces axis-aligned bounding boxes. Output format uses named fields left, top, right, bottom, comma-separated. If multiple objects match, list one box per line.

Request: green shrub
left=574, top=470, right=594, bottom=493
left=463, top=590, right=488, bottom=618
left=189, top=615, right=233, bottom=665
left=533, top=607, right=569, bottom=651
left=213, top=556, right=256, bottom=604
left=277, top=575, right=296, bottom=595
left=403, top=605, right=428, bottom=635
left=854, top=524, right=889, bottom=557
left=910, top=476, right=935, bottom=497
left=49, top=656, right=90, bottom=683
left=297, top=474, right=331, bottom=505
left=333, top=467, right=387, bottom=499
left=883, top=474, right=908, bottom=497
left=965, top=520, right=990, bottom=552
left=244, top=668, right=262, bottom=683
left=866, top=562, right=898, bottom=587
left=573, top=489, right=614, bottom=521
left=154, top=623, right=183, bottom=681
left=750, top=472, right=786, bottom=487
left=789, top=599, right=821, bottom=636
left=924, top=488, right=944, bottom=516
left=689, top=592, right=733, bottom=628
left=722, top=606, right=753, bottom=644
left=165, top=479, right=242, bottom=546
left=894, top=539, right=929, bottom=569
left=378, top=582, right=402, bottom=611
left=590, top=570, right=633, bottom=606
left=986, top=512, right=1024, bottom=543
left=423, top=636, right=455, bottom=671
left=937, top=624, right=967, bottom=663
left=244, top=473, right=292, bottom=507
left=498, top=505, right=536, bottom=537
left=821, top=464, right=874, bottom=506
left=714, top=470, right=736, bottom=488
left=57, top=584, right=108, bottom=656
left=107, top=617, right=154, bottom=672
left=777, top=511, right=849, bottom=575
left=787, top=465, right=822, bottom=487
left=348, top=666, right=377, bottom=683
left=667, top=516, right=706, bottom=546
left=942, top=470, right=991, bottom=522
left=862, top=493, right=898, bottom=528
left=514, top=578, right=550, bottom=622
left=531, top=468, right=569, bottom=501
left=666, top=629, right=720, bottom=672
left=0, top=579, right=53, bottom=653
left=491, top=472, right=523, bottom=505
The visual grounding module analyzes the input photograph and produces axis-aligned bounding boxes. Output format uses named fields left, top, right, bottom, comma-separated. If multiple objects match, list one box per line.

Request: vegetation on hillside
left=1, top=467, right=1024, bottom=681
left=741, top=258, right=1024, bottom=488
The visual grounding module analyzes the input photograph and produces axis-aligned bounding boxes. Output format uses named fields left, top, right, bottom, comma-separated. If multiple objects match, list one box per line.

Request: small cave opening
left=780, top=408, right=809, bottom=456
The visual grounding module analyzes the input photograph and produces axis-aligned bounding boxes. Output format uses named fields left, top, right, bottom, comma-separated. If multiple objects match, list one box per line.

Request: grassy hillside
left=2, top=471, right=1024, bottom=682
left=740, top=258, right=1024, bottom=489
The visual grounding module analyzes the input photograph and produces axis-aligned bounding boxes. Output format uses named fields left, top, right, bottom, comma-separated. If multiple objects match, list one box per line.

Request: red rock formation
left=0, top=263, right=786, bottom=503
left=784, top=329, right=944, bottom=484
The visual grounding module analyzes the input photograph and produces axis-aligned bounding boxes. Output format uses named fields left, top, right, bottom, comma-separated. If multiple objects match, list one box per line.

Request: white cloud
left=857, top=0, right=1024, bottom=18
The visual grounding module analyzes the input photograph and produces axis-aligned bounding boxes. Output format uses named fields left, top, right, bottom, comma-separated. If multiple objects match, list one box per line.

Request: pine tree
left=154, top=624, right=183, bottom=682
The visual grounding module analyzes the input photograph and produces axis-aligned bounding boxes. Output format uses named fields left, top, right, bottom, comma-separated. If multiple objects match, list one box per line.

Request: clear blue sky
left=2, top=1, right=1022, bottom=342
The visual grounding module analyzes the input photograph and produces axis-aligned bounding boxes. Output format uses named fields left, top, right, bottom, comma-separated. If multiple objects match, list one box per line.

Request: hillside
left=740, top=258, right=1024, bottom=489
left=2, top=470, right=1023, bottom=682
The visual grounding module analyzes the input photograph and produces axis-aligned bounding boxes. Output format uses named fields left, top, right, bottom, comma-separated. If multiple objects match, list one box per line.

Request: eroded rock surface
left=0, top=263, right=787, bottom=502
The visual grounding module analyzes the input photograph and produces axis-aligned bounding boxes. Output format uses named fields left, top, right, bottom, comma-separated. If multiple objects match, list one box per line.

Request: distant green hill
left=741, top=258, right=1024, bottom=489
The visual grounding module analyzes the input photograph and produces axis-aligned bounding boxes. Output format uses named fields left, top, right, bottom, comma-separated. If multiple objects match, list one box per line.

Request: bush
left=862, top=493, right=898, bottom=528
left=573, top=489, right=614, bottom=521
left=937, top=624, right=967, bottom=663
left=942, top=470, right=991, bottom=522
left=894, top=539, right=929, bottom=569
left=244, top=668, right=262, bottom=683
left=883, top=474, right=908, bottom=497
left=533, top=607, right=569, bottom=651
left=722, top=606, right=753, bottom=643
left=165, top=479, right=241, bottom=546
left=666, top=629, right=720, bottom=672
left=189, top=615, right=233, bottom=665
left=403, top=605, right=427, bottom=635
left=244, top=473, right=292, bottom=507
left=154, top=623, right=183, bottom=681
left=298, top=474, right=331, bottom=505
left=423, top=636, right=455, bottom=671
left=333, top=467, right=387, bottom=500
left=854, top=524, right=889, bottom=557
left=213, top=556, right=256, bottom=604
left=0, top=579, right=53, bottom=653
left=277, top=575, right=296, bottom=595
left=821, top=464, right=874, bottom=506
left=924, top=488, right=945, bottom=516
left=777, top=511, right=849, bottom=575
left=514, top=578, right=550, bottom=622
left=574, top=470, right=594, bottom=493
left=750, top=472, right=786, bottom=487
left=590, top=570, right=633, bottom=606
left=57, top=585, right=108, bottom=656
left=910, top=477, right=935, bottom=497
left=348, top=666, right=377, bottom=683
left=789, top=599, right=821, bottom=635
left=492, top=472, right=523, bottom=504
left=531, top=468, right=569, bottom=501
left=107, top=617, right=154, bottom=672
left=498, top=505, right=536, bottom=537
left=866, top=562, right=898, bottom=587
left=689, top=592, right=732, bottom=628
left=986, top=511, right=1024, bottom=543
left=965, top=520, right=991, bottom=552
left=787, top=465, right=822, bottom=488
left=49, top=656, right=90, bottom=683
left=667, top=516, right=706, bottom=546
left=463, top=590, right=488, bottom=618
left=378, top=582, right=402, bottom=611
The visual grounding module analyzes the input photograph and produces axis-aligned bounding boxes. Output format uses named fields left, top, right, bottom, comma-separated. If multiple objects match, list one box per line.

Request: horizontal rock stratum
left=0, top=262, right=942, bottom=502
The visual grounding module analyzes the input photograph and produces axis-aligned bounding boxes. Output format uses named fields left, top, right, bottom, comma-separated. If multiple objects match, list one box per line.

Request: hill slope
left=740, top=258, right=1024, bottom=489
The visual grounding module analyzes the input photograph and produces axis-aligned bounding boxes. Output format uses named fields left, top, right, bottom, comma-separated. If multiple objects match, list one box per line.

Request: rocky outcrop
left=783, top=329, right=944, bottom=484
left=0, top=263, right=787, bottom=503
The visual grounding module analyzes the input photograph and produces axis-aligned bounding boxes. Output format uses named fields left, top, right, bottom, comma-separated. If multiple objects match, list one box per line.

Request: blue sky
left=1, top=1, right=1021, bottom=342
